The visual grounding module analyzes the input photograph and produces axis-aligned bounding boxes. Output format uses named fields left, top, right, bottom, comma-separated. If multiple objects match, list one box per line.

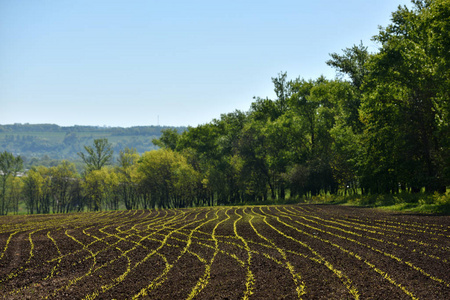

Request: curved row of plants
left=1, top=205, right=449, bottom=298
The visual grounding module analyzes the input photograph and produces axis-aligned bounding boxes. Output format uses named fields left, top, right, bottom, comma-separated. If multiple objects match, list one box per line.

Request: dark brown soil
left=0, top=205, right=449, bottom=299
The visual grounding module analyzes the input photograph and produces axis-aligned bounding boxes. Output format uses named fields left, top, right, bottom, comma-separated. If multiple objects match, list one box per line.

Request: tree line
left=0, top=140, right=202, bottom=214
left=0, top=0, right=448, bottom=214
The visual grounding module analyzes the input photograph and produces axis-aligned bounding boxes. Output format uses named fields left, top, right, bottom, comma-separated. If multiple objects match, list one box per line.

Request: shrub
left=433, top=191, right=450, bottom=206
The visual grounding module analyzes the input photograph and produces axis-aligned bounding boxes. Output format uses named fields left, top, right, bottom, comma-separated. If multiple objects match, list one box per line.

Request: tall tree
left=0, top=151, right=23, bottom=215
left=49, top=161, right=79, bottom=213
left=8, top=177, right=23, bottom=215
left=78, top=138, right=114, bottom=172
left=22, top=166, right=51, bottom=214
left=138, top=149, right=199, bottom=208
left=237, top=120, right=271, bottom=202
left=272, top=71, right=290, bottom=114
left=82, top=168, right=109, bottom=211
left=117, top=148, right=141, bottom=210
left=361, top=0, right=450, bottom=193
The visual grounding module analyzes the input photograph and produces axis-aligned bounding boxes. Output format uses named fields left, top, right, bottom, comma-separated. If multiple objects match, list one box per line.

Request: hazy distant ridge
left=0, top=123, right=186, bottom=134
left=0, top=123, right=186, bottom=161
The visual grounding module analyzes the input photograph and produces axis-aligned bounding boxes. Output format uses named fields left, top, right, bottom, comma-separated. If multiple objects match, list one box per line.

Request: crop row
left=0, top=205, right=449, bottom=299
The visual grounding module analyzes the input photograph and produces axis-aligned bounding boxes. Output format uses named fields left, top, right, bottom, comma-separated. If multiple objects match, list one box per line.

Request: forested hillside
left=0, top=124, right=186, bottom=165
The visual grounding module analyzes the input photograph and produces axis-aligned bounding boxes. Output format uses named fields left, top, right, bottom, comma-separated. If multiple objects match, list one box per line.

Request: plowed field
left=0, top=205, right=449, bottom=299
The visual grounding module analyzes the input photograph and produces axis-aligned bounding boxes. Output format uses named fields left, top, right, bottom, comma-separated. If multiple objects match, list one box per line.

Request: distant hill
left=0, top=123, right=186, bottom=167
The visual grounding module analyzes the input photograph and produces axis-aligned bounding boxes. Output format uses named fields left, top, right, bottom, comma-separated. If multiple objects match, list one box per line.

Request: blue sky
left=1, top=0, right=412, bottom=127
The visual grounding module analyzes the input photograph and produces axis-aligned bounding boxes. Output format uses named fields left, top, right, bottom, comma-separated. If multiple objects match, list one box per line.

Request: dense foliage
left=0, top=0, right=448, bottom=213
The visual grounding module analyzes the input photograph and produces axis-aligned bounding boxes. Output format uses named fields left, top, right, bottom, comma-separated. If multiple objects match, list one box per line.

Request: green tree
left=282, top=77, right=343, bottom=196
left=237, top=120, right=271, bottom=202
left=361, top=0, right=450, bottom=193
left=81, top=167, right=118, bottom=211
left=0, top=151, right=23, bottom=215
left=138, top=149, right=199, bottom=208
left=117, top=148, right=141, bottom=210
left=288, top=77, right=319, bottom=154
left=272, top=71, right=290, bottom=114
left=8, top=177, right=23, bottom=215
left=176, top=123, right=225, bottom=205
left=22, top=166, right=51, bottom=214
left=152, top=128, right=179, bottom=150
left=78, top=138, right=113, bottom=172
left=49, top=161, right=79, bottom=213
left=263, top=114, right=298, bottom=200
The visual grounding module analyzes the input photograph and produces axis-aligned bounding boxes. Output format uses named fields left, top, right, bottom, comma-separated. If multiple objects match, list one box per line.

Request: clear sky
left=1, top=0, right=412, bottom=127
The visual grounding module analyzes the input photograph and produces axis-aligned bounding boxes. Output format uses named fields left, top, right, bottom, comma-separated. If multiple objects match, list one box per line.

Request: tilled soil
left=0, top=205, right=449, bottom=299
